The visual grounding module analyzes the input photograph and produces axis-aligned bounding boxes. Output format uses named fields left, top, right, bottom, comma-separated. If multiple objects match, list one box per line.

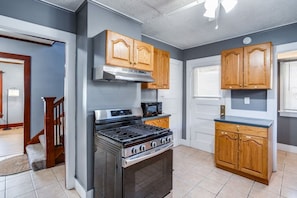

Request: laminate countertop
left=214, top=116, right=273, bottom=128
left=142, top=114, right=171, bottom=121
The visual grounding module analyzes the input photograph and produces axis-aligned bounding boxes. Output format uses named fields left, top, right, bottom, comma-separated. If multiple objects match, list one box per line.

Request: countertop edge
left=214, top=116, right=273, bottom=128
left=142, top=114, right=171, bottom=121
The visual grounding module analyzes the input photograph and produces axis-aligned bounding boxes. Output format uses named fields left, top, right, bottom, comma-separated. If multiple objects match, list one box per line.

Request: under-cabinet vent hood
left=93, top=65, right=154, bottom=83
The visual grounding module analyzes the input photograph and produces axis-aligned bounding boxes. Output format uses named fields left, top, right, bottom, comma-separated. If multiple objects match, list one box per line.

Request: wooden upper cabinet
left=221, top=42, right=272, bottom=89
left=159, top=50, right=170, bottom=89
left=106, top=30, right=134, bottom=68
left=105, top=30, right=153, bottom=71
left=142, top=48, right=170, bottom=89
left=134, top=40, right=154, bottom=71
left=244, top=43, right=272, bottom=89
left=221, top=48, right=243, bottom=89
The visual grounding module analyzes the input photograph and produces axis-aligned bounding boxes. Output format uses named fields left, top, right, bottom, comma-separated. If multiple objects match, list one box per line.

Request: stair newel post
left=42, top=97, right=56, bottom=168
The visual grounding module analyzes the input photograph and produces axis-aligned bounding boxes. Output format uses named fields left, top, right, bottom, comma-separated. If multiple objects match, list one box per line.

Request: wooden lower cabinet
left=144, top=117, right=169, bottom=128
left=215, top=122, right=272, bottom=184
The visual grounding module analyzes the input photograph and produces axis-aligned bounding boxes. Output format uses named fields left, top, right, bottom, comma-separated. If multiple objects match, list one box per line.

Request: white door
left=186, top=56, right=225, bottom=153
left=159, top=59, right=183, bottom=146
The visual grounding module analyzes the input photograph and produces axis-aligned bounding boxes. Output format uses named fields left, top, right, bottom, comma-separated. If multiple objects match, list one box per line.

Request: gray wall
left=76, top=1, right=143, bottom=191
left=231, top=90, right=267, bottom=111
left=0, top=37, right=65, bottom=137
left=182, top=22, right=297, bottom=141
left=184, top=23, right=297, bottom=60
left=0, top=0, right=76, bottom=33
left=142, top=35, right=183, bottom=61
left=0, top=63, right=24, bottom=125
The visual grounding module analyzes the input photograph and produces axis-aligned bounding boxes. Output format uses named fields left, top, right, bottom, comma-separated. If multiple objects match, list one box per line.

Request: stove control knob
left=139, top=145, right=146, bottom=152
left=166, top=137, right=171, bottom=143
left=151, top=141, right=157, bottom=148
left=161, top=138, right=166, bottom=144
left=131, top=148, right=138, bottom=155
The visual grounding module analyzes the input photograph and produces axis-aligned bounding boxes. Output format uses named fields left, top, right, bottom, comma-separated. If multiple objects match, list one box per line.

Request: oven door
left=123, top=149, right=173, bottom=198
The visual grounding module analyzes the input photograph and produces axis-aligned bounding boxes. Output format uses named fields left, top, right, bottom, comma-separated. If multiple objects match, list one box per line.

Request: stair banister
left=42, top=97, right=56, bottom=168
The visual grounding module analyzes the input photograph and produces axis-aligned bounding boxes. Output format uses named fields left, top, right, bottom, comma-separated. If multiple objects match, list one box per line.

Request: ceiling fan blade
left=166, top=0, right=205, bottom=16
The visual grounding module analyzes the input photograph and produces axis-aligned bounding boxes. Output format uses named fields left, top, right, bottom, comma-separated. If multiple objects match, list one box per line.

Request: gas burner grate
left=97, top=124, right=168, bottom=143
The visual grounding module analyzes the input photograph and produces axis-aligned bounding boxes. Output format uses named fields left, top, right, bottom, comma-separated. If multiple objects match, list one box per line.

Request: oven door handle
left=122, top=143, right=173, bottom=168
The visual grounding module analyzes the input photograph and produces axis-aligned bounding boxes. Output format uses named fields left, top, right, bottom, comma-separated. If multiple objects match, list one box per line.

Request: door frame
left=0, top=15, right=77, bottom=190
left=0, top=52, right=30, bottom=153
left=185, top=55, right=222, bottom=149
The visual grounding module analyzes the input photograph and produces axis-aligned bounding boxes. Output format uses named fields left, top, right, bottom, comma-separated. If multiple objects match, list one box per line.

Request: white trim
left=273, top=41, right=297, bottom=170
left=279, top=110, right=297, bottom=118
left=0, top=15, right=76, bottom=189
left=75, top=179, right=94, bottom=198
left=278, top=143, right=297, bottom=154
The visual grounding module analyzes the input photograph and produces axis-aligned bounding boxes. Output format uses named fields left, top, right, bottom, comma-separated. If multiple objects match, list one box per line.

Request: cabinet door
left=215, top=130, right=238, bottom=169
left=238, top=134, right=267, bottom=179
left=159, top=50, right=170, bottom=89
left=106, top=30, right=134, bottom=68
left=243, top=43, right=272, bottom=89
left=144, top=117, right=169, bottom=128
left=221, top=48, right=243, bottom=89
left=133, top=40, right=154, bottom=71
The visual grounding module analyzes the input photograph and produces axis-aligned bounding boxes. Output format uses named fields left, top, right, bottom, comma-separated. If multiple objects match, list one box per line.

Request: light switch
left=244, top=97, right=250, bottom=104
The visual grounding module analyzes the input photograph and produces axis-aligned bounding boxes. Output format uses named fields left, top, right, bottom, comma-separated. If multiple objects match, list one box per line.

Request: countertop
left=214, top=115, right=273, bottom=128
left=142, top=113, right=171, bottom=121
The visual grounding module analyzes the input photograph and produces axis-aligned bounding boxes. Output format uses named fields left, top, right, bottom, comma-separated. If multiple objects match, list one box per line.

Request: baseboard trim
left=277, top=143, right=297, bottom=153
left=0, top=122, right=23, bottom=129
left=75, top=179, right=93, bottom=198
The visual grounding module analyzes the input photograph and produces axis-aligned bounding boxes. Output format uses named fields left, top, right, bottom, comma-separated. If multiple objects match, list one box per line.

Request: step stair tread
left=25, top=143, right=46, bottom=171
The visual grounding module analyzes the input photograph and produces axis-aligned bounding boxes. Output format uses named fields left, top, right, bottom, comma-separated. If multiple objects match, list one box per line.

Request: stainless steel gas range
left=94, top=107, right=173, bottom=198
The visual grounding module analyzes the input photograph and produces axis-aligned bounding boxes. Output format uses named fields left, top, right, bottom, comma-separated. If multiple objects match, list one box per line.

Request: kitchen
left=1, top=0, right=297, bottom=197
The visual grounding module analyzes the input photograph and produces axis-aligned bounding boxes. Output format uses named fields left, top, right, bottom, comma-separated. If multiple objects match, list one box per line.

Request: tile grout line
left=215, top=172, right=233, bottom=197
left=51, top=167, right=68, bottom=197
left=29, top=170, right=39, bottom=198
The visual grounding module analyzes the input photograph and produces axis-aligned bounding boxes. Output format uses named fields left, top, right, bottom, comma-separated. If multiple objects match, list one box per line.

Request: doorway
left=0, top=52, right=30, bottom=159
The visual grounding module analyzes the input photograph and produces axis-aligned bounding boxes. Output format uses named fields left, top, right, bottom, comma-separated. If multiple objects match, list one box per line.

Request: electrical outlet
left=244, top=97, right=250, bottom=104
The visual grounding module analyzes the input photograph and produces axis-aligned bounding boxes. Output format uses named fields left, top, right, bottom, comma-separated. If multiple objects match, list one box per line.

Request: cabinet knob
left=236, top=125, right=240, bottom=131
left=254, top=86, right=257, bottom=88
left=229, top=86, right=232, bottom=88
left=246, top=136, right=251, bottom=139
left=239, top=84, right=242, bottom=87
left=130, top=62, right=133, bottom=64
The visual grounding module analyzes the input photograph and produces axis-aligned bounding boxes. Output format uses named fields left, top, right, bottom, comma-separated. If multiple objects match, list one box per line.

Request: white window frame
left=193, top=65, right=221, bottom=98
left=279, top=60, right=297, bottom=118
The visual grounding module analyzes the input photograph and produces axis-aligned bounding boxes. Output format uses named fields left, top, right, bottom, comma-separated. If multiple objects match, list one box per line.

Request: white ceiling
left=40, top=0, right=297, bottom=49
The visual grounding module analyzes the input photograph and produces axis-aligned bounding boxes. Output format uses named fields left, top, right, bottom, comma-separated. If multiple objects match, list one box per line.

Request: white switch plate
left=244, top=97, right=250, bottom=104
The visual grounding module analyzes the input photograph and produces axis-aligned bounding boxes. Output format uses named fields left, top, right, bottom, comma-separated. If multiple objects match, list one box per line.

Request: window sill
left=279, top=110, right=297, bottom=118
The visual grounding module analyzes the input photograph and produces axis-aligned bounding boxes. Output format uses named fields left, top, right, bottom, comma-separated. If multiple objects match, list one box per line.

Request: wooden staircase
left=26, top=97, right=65, bottom=171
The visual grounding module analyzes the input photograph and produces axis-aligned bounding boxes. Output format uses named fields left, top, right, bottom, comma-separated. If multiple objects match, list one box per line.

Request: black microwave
left=141, top=102, right=162, bottom=117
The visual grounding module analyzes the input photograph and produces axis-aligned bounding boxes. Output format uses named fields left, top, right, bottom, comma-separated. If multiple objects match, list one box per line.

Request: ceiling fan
left=167, top=0, right=238, bottom=29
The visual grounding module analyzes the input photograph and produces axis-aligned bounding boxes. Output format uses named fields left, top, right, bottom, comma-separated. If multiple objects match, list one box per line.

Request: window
left=280, top=61, right=297, bottom=117
left=193, top=65, right=221, bottom=98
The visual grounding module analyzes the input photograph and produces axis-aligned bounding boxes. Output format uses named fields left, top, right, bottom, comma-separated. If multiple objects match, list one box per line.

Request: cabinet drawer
left=215, top=122, right=267, bottom=138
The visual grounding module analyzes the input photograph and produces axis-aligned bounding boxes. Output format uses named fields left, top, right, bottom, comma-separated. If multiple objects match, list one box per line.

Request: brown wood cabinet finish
left=221, top=42, right=272, bottom=89
left=106, top=30, right=153, bottom=71
left=142, top=48, right=170, bottom=89
left=215, top=122, right=272, bottom=184
left=144, top=117, right=169, bottom=128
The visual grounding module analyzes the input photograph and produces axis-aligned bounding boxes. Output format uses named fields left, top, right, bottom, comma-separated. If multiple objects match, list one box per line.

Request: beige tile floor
left=1, top=145, right=297, bottom=198
left=166, top=145, right=297, bottom=198
left=0, top=164, right=80, bottom=198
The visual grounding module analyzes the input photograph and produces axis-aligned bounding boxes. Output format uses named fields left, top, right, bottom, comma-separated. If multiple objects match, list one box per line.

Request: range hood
left=93, top=65, right=154, bottom=83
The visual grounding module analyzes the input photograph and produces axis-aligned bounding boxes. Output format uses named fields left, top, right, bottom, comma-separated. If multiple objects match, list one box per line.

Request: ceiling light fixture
left=203, top=0, right=237, bottom=28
